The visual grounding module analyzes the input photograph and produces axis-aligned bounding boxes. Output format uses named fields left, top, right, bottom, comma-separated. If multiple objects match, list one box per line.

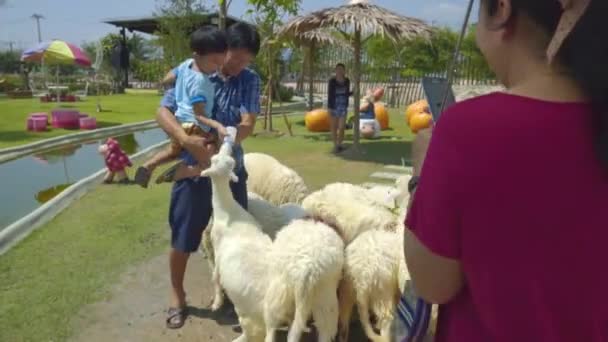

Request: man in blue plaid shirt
left=155, top=22, right=261, bottom=329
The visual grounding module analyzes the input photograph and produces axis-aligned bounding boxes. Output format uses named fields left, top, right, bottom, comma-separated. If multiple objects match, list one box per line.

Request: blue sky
left=0, top=0, right=478, bottom=51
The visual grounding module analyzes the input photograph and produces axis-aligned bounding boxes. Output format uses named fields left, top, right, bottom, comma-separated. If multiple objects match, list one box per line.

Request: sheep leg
left=337, top=279, right=356, bottom=342
left=372, top=294, right=398, bottom=342
left=264, top=279, right=292, bottom=342
left=201, top=224, right=215, bottom=267
left=287, top=282, right=313, bottom=342
left=210, top=263, right=224, bottom=311
left=357, top=295, right=384, bottom=342
left=236, top=316, right=265, bottom=342
left=312, top=285, right=339, bottom=342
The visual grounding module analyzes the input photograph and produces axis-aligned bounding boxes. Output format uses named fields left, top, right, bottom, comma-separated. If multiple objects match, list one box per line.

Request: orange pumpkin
left=405, top=99, right=430, bottom=125
left=410, top=112, right=433, bottom=133
left=374, top=103, right=389, bottom=130
left=305, top=109, right=331, bottom=132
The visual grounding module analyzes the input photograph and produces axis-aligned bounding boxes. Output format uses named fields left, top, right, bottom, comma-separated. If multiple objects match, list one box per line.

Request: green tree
left=0, top=50, right=21, bottom=74
left=246, top=0, right=301, bottom=132
left=155, top=0, right=211, bottom=67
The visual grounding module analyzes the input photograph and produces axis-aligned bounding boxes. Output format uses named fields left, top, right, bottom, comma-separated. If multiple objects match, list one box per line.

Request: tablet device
left=421, top=76, right=456, bottom=122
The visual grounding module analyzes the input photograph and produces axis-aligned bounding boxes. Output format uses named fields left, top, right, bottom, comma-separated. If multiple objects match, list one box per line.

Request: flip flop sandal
left=166, top=307, right=187, bottom=329
left=134, top=167, right=151, bottom=188
left=155, top=163, right=180, bottom=184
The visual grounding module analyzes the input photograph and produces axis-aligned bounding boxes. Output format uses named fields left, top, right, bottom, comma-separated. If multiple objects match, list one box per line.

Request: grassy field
left=0, top=94, right=160, bottom=148
left=0, top=107, right=414, bottom=342
left=0, top=93, right=299, bottom=149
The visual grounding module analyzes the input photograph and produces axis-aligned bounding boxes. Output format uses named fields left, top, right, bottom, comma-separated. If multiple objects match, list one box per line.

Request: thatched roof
left=290, top=29, right=344, bottom=47
left=263, top=28, right=349, bottom=49
left=279, top=1, right=431, bottom=42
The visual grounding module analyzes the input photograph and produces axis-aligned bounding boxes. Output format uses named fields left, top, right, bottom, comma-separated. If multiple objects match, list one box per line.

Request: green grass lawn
left=0, top=94, right=160, bottom=149
left=0, top=107, right=414, bottom=342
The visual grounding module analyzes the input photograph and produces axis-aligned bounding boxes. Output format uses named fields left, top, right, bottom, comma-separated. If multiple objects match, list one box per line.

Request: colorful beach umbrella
left=21, top=40, right=91, bottom=67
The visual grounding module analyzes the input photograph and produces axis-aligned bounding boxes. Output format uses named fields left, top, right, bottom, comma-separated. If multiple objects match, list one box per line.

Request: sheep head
left=200, top=145, right=238, bottom=182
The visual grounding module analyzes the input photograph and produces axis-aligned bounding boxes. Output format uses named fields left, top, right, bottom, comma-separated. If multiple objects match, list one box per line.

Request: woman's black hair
left=483, top=0, right=608, bottom=166
left=336, top=63, right=346, bottom=69
left=226, top=22, right=261, bottom=56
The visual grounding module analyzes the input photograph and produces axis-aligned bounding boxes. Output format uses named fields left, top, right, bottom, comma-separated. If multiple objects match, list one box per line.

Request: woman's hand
left=411, top=127, right=433, bottom=177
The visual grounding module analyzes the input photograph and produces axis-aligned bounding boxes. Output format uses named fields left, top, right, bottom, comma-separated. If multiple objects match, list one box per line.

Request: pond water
left=0, top=128, right=168, bottom=231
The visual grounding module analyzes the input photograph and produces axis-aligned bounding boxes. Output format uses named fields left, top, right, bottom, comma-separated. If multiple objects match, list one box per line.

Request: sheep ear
left=200, top=169, right=211, bottom=177
left=230, top=172, right=239, bottom=183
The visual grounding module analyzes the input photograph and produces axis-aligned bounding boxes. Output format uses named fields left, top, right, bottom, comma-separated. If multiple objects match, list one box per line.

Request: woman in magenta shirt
left=405, top=1, right=608, bottom=341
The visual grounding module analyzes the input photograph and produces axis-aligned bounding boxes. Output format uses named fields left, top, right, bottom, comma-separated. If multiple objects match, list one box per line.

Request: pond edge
left=0, top=120, right=159, bottom=164
left=0, top=140, right=170, bottom=256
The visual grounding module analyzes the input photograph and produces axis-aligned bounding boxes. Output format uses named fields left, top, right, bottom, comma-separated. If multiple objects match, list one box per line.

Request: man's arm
left=236, top=73, right=261, bottom=144
left=156, top=106, right=187, bottom=142
left=156, top=106, right=209, bottom=165
left=236, top=113, right=256, bottom=144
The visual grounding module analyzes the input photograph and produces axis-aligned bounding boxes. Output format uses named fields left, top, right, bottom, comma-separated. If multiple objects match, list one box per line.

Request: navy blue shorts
left=168, top=167, right=248, bottom=253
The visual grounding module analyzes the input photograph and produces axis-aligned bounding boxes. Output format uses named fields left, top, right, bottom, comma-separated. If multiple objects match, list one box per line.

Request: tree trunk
left=352, top=29, right=362, bottom=150
left=262, top=82, right=269, bottom=130
left=218, top=0, right=227, bottom=30
left=266, top=46, right=274, bottom=132
left=296, top=48, right=305, bottom=95
left=307, top=43, right=315, bottom=111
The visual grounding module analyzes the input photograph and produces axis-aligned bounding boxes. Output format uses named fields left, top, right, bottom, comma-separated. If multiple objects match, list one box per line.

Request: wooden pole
left=441, top=0, right=475, bottom=113
left=307, top=42, right=315, bottom=111
left=352, top=28, right=362, bottom=150
left=218, top=0, right=227, bottom=30
left=267, top=44, right=274, bottom=131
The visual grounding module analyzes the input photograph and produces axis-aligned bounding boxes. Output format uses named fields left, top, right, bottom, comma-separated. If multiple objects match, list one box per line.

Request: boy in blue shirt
left=135, top=26, right=228, bottom=188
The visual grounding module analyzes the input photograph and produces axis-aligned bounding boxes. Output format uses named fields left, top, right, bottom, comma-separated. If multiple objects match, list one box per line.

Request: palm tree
left=279, top=0, right=431, bottom=150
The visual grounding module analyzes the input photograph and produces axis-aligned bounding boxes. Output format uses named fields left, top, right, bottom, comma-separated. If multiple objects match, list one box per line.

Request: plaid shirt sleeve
left=240, top=71, right=261, bottom=116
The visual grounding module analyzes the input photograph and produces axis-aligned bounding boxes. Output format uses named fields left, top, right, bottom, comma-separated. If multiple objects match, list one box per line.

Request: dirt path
left=70, top=251, right=368, bottom=342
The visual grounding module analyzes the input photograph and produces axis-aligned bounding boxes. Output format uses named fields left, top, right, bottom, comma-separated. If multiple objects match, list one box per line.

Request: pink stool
left=79, top=117, right=97, bottom=130
left=26, top=117, right=34, bottom=131
left=29, top=113, right=48, bottom=125
left=31, top=117, right=48, bottom=131
left=51, top=110, right=80, bottom=129
left=78, top=113, right=88, bottom=119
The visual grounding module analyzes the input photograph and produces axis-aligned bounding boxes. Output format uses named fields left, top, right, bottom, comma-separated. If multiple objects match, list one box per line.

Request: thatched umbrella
left=284, top=28, right=349, bottom=110
left=280, top=0, right=431, bottom=149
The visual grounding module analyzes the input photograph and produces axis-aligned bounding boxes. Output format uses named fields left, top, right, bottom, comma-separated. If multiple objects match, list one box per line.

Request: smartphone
left=421, top=76, right=456, bottom=122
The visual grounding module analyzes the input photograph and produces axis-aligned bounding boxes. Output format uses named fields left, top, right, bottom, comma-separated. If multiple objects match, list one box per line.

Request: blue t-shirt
left=174, top=59, right=216, bottom=132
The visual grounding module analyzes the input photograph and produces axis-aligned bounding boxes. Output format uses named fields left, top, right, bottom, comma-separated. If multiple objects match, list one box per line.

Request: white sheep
left=338, top=225, right=410, bottom=342
left=301, top=182, right=399, bottom=244
left=244, top=153, right=309, bottom=205
left=201, top=144, right=274, bottom=341
left=202, top=145, right=343, bottom=342
left=201, top=191, right=309, bottom=282
left=264, top=218, right=344, bottom=342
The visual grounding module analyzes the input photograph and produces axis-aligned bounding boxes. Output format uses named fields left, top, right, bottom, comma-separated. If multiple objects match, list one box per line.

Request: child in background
left=135, top=26, right=228, bottom=188
left=359, top=87, right=384, bottom=139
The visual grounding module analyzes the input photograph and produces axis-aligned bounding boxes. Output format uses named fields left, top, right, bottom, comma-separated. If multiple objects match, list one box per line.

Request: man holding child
left=154, top=22, right=261, bottom=329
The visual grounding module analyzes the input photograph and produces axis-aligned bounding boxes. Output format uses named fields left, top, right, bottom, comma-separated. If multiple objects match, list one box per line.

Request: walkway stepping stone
left=383, top=165, right=413, bottom=174
left=370, top=171, right=405, bottom=181
left=361, top=182, right=395, bottom=190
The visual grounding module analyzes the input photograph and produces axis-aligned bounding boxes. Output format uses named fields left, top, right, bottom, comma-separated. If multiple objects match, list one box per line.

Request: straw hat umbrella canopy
left=279, top=28, right=349, bottom=110
left=280, top=0, right=432, bottom=149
